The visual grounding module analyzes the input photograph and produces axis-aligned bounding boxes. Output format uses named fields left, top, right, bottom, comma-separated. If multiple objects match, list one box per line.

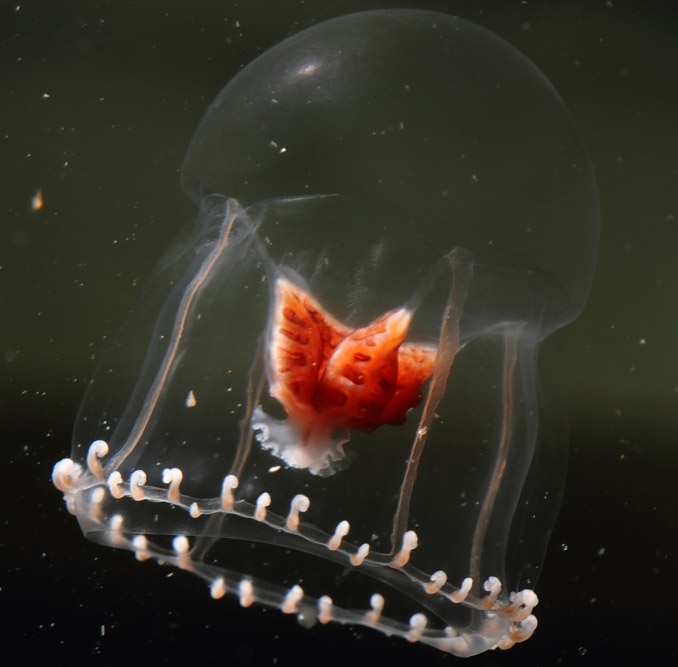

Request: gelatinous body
left=52, top=9, right=599, bottom=657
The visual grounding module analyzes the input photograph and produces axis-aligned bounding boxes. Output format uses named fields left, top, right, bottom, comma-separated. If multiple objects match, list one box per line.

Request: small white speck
left=185, top=390, right=197, bottom=408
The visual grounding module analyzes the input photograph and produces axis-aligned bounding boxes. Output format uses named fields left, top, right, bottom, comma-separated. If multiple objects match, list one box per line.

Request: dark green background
left=2, top=1, right=676, bottom=665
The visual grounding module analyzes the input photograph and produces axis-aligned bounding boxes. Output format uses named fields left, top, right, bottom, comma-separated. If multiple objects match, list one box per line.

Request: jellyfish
left=52, top=9, right=599, bottom=657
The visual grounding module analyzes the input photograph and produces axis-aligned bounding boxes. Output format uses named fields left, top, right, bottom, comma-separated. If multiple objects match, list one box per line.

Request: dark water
left=2, top=1, right=676, bottom=665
